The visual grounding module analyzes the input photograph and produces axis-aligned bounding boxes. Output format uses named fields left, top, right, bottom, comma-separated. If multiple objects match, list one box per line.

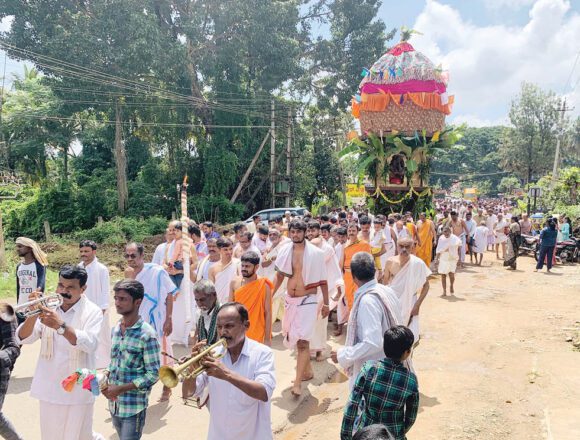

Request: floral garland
left=372, top=186, right=432, bottom=205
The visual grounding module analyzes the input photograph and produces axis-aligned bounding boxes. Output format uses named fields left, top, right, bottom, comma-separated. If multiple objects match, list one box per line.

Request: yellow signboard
left=463, top=187, right=478, bottom=200
left=346, top=183, right=366, bottom=197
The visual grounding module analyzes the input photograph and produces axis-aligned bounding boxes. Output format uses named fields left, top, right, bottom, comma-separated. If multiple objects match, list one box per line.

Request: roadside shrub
left=189, top=195, right=244, bottom=224
left=73, top=216, right=168, bottom=244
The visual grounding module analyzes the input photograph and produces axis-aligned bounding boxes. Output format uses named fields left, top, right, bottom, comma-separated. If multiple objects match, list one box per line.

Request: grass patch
left=0, top=267, right=59, bottom=301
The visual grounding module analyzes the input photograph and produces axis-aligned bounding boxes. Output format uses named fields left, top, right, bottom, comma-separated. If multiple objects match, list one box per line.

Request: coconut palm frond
left=400, top=26, right=423, bottom=42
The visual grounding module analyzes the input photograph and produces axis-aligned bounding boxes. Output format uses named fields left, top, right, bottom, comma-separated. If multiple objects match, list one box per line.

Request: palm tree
left=339, top=126, right=464, bottom=196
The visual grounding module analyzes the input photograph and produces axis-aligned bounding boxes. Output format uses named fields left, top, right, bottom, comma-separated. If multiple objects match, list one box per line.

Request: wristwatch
left=56, top=322, right=67, bottom=335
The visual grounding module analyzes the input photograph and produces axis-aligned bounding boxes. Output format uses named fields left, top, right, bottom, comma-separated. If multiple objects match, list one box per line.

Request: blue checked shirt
left=341, top=358, right=419, bottom=440
left=107, top=318, right=160, bottom=417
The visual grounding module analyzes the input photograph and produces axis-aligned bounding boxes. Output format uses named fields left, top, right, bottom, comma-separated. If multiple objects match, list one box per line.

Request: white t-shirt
left=17, top=262, right=38, bottom=306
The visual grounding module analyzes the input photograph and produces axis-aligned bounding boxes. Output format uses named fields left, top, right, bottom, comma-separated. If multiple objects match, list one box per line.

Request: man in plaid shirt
left=341, top=325, right=418, bottom=440
left=103, top=279, right=160, bottom=440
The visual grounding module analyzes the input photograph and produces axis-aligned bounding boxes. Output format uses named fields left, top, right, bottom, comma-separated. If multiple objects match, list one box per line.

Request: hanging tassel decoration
left=61, top=372, right=80, bottom=392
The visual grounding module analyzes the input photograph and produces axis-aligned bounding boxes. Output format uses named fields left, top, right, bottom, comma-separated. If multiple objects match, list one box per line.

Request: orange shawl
left=233, top=277, right=274, bottom=343
left=416, top=219, right=435, bottom=267
left=343, top=240, right=372, bottom=311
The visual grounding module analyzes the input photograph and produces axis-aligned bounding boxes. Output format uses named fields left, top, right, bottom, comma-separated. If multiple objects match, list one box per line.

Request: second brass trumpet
left=158, top=338, right=227, bottom=388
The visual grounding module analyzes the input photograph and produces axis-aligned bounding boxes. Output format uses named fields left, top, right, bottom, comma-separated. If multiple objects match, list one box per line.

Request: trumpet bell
left=0, top=303, right=15, bottom=322
left=159, top=366, right=179, bottom=388
left=157, top=338, right=227, bottom=389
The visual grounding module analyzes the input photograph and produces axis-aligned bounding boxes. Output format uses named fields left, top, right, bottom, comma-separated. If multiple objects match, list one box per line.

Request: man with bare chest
left=445, top=211, right=469, bottom=268
left=273, top=220, right=329, bottom=396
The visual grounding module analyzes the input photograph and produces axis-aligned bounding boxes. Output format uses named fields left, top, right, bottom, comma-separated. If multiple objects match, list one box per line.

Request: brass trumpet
left=0, top=294, right=63, bottom=322
left=159, top=338, right=227, bottom=388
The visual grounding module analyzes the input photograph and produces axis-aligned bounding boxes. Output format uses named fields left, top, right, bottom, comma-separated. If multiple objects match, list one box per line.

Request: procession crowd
left=0, top=199, right=573, bottom=440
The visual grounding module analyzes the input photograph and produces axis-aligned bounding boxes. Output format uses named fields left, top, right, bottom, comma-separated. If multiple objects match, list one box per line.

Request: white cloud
left=0, top=16, right=13, bottom=32
left=412, top=0, right=580, bottom=127
left=450, top=114, right=509, bottom=127
left=484, top=0, right=537, bottom=10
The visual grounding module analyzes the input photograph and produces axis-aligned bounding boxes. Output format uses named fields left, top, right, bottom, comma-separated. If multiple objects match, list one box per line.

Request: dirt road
left=277, top=254, right=580, bottom=440
left=4, top=252, right=580, bottom=439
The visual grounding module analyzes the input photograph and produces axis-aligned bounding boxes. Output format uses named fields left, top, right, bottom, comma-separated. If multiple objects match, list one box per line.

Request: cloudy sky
left=2, top=0, right=579, bottom=127
left=379, top=0, right=580, bottom=126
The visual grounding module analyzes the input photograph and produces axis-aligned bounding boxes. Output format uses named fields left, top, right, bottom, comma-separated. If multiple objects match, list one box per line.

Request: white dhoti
left=438, top=251, right=459, bottom=275
left=282, top=294, right=318, bottom=349
left=170, top=277, right=196, bottom=346
left=436, top=234, right=462, bottom=276
left=473, top=226, right=488, bottom=254
left=310, top=292, right=328, bottom=352
left=459, top=234, right=466, bottom=262
left=95, top=310, right=111, bottom=369
left=496, top=232, right=508, bottom=244
left=310, top=241, right=344, bottom=351
left=39, top=401, right=103, bottom=440
left=388, top=255, right=431, bottom=343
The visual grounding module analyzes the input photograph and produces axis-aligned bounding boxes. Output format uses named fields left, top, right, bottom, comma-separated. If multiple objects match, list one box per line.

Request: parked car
left=244, top=207, right=306, bottom=225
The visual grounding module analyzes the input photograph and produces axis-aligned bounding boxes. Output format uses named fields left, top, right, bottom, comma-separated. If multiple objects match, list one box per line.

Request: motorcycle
left=534, top=236, right=579, bottom=263
left=557, top=237, right=579, bottom=263
left=519, top=234, right=539, bottom=256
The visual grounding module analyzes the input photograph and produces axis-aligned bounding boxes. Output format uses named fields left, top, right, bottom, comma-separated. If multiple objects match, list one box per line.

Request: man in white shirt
left=246, top=215, right=262, bottom=234
left=183, top=303, right=276, bottom=440
left=78, top=240, right=111, bottom=369
left=493, top=213, right=509, bottom=259
left=485, top=210, right=498, bottom=251
left=330, top=252, right=401, bottom=388
left=16, top=265, right=104, bottom=440
left=152, top=224, right=176, bottom=266
left=251, top=225, right=270, bottom=254
left=234, top=232, right=262, bottom=259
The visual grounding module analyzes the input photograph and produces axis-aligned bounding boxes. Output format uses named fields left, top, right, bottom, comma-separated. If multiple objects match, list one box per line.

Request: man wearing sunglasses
left=124, top=242, right=176, bottom=402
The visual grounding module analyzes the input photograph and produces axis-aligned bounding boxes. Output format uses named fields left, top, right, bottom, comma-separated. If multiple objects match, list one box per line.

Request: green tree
left=499, top=82, right=560, bottom=185
left=1, top=68, right=75, bottom=181
left=534, top=166, right=580, bottom=216
left=431, top=126, right=505, bottom=192
left=497, top=176, right=521, bottom=195
left=308, top=0, right=395, bottom=113
left=0, top=0, right=397, bottom=234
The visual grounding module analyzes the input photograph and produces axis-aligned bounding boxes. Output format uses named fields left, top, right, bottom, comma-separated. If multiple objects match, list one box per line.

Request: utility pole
left=270, top=100, right=276, bottom=208
left=0, top=52, right=7, bottom=165
left=551, top=98, right=573, bottom=187
left=333, top=118, right=347, bottom=206
left=285, top=106, right=292, bottom=208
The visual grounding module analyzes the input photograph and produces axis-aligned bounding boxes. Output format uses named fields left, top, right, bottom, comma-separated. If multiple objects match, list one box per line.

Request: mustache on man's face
left=60, top=293, right=72, bottom=299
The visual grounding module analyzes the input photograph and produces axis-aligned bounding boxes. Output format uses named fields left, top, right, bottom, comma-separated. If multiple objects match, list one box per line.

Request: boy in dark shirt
left=341, top=325, right=419, bottom=440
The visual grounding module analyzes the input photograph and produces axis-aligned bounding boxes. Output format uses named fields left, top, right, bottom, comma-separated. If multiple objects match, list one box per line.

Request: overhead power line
left=0, top=41, right=297, bottom=127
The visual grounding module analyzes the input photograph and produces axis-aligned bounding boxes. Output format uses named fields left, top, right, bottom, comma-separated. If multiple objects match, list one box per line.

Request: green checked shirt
left=107, top=318, right=160, bottom=418
left=341, top=358, right=419, bottom=440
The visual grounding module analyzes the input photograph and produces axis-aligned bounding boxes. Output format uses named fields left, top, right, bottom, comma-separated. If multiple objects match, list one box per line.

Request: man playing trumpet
left=16, top=265, right=104, bottom=440
left=182, top=303, right=276, bottom=440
